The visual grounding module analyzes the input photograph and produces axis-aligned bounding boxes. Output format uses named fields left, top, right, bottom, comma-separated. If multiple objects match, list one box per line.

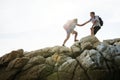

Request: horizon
left=0, top=0, right=120, bottom=57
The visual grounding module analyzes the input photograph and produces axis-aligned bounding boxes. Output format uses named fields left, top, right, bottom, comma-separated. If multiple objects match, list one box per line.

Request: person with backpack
left=77, top=12, right=103, bottom=35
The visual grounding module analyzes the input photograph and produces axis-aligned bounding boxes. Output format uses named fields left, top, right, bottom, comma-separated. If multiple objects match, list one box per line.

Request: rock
left=6, top=57, right=29, bottom=71
left=23, top=56, right=45, bottom=70
left=58, top=59, right=77, bottom=72
left=51, top=46, right=71, bottom=54
left=0, top=49, right=24, bottom=65
left=0, top=35, right=120, bottom=80
left=97, top=43, right=108, bottom=52
left=46, top=57, right=56, bottom=66
left=25, top=47, right=55, bottom=58
left=57, top=59, right=78, bottom=80
left=25, top=46, right=71, bottom=58
left=46, top=53, right=72, bottom=67
left=0, top=68, right=19, bottom=80
left=15, top=64, right=54, bottom=80
left=80, top=35, right=100, bottom=50
left=70, top=45, right=81, bottom=57
left=114, top=56, right=120, bottom=67
left=77, top=49, right=101, bottom=69
left=97, top=43, right=120, bottom=60
left=103, top=38, right=120, bottom=45
left=46, top=72, right=59, bottom=80
left=115, top=45, right=120, bottom=55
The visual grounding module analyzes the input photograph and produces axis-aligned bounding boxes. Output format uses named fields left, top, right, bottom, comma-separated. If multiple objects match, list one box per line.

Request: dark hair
left=90, top=12, right=95, bottom=15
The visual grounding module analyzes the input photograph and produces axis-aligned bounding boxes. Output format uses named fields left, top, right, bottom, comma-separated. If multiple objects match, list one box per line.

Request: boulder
left=15, top=64, right=54, bottom=80
left=24, top=47, right=55, bottom=58
left=103, top=38, right=120, bottom=45
left=6, top=57, right=29, bottom=71
left=70, top=45, right=81, bottom=57
left=0, top=49, right=24, bottom=65
left=76, top=49, right=101, bottom=69
left=114, top=56, right=120, bottom=67
left=97, top=43, right=120, bottom=60
left=23, top=56, right=45, bottom=70
left=80, top=35, right=100, bottom=50
left=46, top=52, right=72, bottom=67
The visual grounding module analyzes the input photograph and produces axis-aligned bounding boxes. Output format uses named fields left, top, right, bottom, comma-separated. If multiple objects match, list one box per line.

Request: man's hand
left=77, top=24, right=84, bottom=26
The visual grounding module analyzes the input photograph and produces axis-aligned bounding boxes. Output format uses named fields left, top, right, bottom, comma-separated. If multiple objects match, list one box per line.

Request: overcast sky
left=0, top=0, right=120, bottom=56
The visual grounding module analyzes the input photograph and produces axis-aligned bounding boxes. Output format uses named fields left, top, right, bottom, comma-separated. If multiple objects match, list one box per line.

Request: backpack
left=98, top=16, right=103, bottom=26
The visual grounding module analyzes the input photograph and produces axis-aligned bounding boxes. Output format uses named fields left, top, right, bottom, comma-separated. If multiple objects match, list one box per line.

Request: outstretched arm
left=77, top=20, right=91, bottom=26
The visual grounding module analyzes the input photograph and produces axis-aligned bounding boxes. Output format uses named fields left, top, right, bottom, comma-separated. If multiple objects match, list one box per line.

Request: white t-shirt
left=90, top=16, right=101, bottom=27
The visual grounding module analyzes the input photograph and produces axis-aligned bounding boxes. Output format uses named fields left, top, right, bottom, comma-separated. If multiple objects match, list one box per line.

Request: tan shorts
left=66, top=29, right=74, bottom=35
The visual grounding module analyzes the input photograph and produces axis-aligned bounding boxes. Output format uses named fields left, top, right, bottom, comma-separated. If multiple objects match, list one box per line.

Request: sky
left=0, top=0, right=120, bottom=57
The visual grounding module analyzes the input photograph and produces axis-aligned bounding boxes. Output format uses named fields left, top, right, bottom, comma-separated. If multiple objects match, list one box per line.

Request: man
left=77, top=12, right=102, bottom=35
left=62, top=18, right=79, bottom=46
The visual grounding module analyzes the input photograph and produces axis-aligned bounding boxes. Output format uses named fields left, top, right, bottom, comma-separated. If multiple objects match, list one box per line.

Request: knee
left=74, top=31, right=77, bottom=34
left=91, top=29, right=94, bottom=32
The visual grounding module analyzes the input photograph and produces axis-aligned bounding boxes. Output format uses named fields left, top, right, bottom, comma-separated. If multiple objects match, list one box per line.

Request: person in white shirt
left=62, top=18, right=79, bottom=46
left=77, top=12, right=101, bottom=35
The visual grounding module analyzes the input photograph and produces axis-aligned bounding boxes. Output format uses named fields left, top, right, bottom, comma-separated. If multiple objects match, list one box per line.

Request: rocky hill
left=0, top=35, right=120, bottom=80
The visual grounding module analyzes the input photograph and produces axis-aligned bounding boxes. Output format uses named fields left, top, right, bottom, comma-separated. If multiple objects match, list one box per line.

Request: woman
left=62, top=18, right=79, bottom=46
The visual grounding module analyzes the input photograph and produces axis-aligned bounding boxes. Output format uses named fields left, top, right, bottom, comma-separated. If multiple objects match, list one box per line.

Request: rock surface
left=0, top=35, right=120, bottom=80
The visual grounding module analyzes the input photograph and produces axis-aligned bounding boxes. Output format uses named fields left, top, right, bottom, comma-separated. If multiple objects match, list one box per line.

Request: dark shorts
left=94, top=26, right=101, bottom=35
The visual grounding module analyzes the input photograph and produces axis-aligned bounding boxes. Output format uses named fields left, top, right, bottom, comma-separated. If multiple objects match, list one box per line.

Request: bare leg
left=72, top=31, right=78, bottom=42
left=62, top=34, right=70, bottom=46
left=91, top=27, right=94, bottom=36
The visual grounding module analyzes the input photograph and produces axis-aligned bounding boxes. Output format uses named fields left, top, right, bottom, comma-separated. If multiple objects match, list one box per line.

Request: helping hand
left=77, top=24, right=84, bottom=26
